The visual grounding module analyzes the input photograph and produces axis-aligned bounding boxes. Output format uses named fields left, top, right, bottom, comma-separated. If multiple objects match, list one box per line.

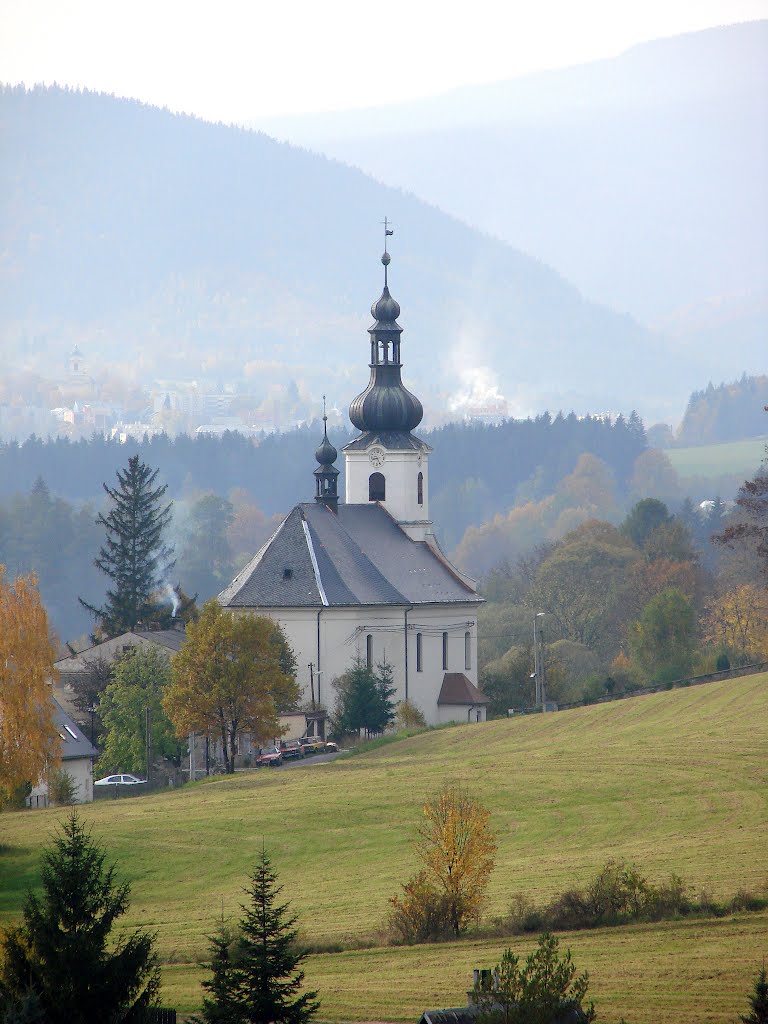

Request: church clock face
left=368, top=446, right=386, bottom=468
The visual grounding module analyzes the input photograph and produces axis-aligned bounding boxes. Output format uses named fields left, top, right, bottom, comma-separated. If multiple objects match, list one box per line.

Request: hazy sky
left=2, top=0, right=767, bottom=122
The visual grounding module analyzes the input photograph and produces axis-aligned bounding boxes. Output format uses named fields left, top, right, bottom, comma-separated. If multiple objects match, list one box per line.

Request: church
left=218, top=240, right=487, bottom=728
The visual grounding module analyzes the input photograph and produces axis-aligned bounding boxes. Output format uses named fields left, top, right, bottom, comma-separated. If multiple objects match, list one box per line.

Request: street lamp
left=533, top=612, right=546, bottom=708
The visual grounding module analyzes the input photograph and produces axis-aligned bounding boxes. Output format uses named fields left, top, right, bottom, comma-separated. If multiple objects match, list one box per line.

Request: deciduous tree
left=97, top=645, right=181, bottom=776
left=392, top=785, right=497, bottom=937
left=703, top=584, right=768, bottom=664
left=79, top=455, right=174, bottom=637
left=0, top=569, right=60, bottom=805
left=192, top=849, right=319, bottom=1024
left=163, top=600, right=299, bottom=773
left=628, top=587, right=696, bottom=683
left=0, top=813, right=160, bottom=1024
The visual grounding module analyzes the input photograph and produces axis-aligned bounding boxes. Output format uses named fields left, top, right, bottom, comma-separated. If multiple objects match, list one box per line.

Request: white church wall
left=240, top=601, right=479, bottom=727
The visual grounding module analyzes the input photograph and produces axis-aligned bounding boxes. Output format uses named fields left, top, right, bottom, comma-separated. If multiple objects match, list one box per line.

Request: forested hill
left=0, top=415, right=648, bottom=641
left=1, top=85, right=684, bottom=419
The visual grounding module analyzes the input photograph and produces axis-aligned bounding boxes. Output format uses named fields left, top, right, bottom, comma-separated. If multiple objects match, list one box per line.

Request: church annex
left=219, top=239, right=487, bottom=726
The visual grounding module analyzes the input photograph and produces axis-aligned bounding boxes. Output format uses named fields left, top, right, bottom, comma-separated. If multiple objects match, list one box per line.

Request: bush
left=0, top=781, right=32, bottom=812
left=395, top=700, right=427, bottom=731
left=48, top=769, right=77, bottom=806
left=388, top=870, right=455, bottom=944
left=716, top=652, right=731, bottom=671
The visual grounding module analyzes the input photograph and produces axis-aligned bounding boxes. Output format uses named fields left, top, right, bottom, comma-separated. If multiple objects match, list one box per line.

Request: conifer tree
left=0, top=813, right=160, bottom=1024
left=194, top=850, right=319, bottom=1024
left=740, top=966, right=768, bottom=1024
left=80, top=454, right=174, bottom=637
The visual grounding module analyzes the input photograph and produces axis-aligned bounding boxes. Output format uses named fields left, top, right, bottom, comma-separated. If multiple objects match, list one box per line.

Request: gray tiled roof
left=219, top=503, right=481, bottom=609
left=343, top=430, right=431, bottom=452
left=53, top=698, right=98, bottom=761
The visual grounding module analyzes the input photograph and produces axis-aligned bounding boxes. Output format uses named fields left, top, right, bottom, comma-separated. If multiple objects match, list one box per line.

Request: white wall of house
left=27, top=757, right=94, bottom=807
left=236, top=601, right=479, bottom=726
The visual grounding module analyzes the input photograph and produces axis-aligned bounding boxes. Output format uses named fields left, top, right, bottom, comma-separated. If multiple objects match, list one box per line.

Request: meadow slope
left=1, top=674, right=766, bottom=1021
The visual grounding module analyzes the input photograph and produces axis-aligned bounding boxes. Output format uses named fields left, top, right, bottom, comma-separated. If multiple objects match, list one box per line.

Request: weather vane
left=381, top=216, right=394, bottom=254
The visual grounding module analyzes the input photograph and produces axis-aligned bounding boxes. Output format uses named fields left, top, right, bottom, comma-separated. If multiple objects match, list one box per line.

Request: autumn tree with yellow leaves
left=704, top=584, right=768, bottom=665
left=390, top=785, right=497, bottom=940
left=0, top=569, right=60, bottom=806
left=163, top=600, right=298, bottom=774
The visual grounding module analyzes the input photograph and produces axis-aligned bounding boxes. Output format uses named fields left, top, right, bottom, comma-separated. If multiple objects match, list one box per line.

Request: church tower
left=343, top=233, right=433, bottom=541
left=313, top=399, right=339, bottom=513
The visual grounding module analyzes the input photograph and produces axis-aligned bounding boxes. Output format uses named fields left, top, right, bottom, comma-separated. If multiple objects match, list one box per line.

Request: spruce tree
left=80, top=454, right=174, bottom=636
left=0, top=813, right=160, bottom=1024
left=740, top=966, right=768, bottom=1024
left=194, top=850, right=319, bottom=1024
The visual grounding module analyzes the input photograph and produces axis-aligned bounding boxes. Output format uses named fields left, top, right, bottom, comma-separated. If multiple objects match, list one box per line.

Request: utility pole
left=307, top=662, right=316, bottom=708
left=145, top=706, right=152, bottom=785
left=534, top=612, right=545, bottom=708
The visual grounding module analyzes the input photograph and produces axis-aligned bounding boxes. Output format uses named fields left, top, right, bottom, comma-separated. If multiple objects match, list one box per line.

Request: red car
left=256, top=747, right=283, bottom=767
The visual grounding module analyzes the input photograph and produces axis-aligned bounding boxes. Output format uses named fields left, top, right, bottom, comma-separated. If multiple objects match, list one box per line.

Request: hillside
left=0, top=85, right=687, bottom=421
left=255, top=22, right=768, bottom=352
left=1, top=674, right=766, bottom=1020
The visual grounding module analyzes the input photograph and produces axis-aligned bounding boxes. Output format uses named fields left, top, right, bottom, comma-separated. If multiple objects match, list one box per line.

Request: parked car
left=324, top=741, right=339, bottom=753
left=94, top=774, right=146, bottom=786
left=256, top=747, right=283, bottom=767
left=299, top=737, right=322, bottom=756
left=280, top=740, right=305, bottom=761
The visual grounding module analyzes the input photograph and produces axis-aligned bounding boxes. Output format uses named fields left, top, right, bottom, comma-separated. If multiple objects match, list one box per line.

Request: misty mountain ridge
left=251, top=21, right=768, bottom=340
left=0, top=83, right=744, bottom=423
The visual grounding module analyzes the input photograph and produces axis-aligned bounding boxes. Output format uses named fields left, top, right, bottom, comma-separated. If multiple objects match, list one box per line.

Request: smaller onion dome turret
left=313, top=400, right=339, bottom=512
left=348, top=241, right=423, bottom=434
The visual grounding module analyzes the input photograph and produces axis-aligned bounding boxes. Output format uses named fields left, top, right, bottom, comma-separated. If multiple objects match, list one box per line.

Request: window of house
left=465, top=631, right=471, bottom=671
left=366, top=634, right=373, bottom=668
left=442, top=631, right=448, bottom=670
left=416, top=632, right=423, bottom=672
left=417, top=471, right=424, bottom=506
left=369, top=472, right=385, bottom=501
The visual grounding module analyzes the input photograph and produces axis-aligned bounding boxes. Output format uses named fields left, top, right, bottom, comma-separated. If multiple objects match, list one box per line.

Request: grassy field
left=666, top=436, right=766, bottom=478
left=1, top=674, right=767, bottom=1021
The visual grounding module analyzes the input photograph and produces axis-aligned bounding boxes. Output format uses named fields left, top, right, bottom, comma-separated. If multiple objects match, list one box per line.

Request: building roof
left=438, top=673, right=490, bottom=706
left=53, top=698, right=98, bottom=761
left=219, top=503, right=481, bottom=610
left=55, top=627, right=185, bottom=671
left=343, top=430, right=431, bottom=453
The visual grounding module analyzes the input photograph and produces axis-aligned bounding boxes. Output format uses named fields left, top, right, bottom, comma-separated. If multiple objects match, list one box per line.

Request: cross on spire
left=382, top=216, right=394, bottom=253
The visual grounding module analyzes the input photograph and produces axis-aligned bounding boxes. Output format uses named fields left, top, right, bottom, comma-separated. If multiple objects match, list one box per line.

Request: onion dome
left=315, top=428, right=337, bottom=466
left=348, top=247, right=423, bottom=434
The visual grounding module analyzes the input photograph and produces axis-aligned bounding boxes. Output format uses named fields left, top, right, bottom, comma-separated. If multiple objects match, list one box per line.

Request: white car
left=94, top=773, right=146, bottom=786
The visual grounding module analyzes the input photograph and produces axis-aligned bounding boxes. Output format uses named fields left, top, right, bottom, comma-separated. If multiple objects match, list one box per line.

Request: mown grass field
left=666, top=436, right=766, bottom=478
left=1, top=674, right=767, bottom=1022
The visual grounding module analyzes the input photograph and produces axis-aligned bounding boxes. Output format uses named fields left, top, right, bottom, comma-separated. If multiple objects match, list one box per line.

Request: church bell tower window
left=442, top=632, right=448, bottom=670
left=369, top=472, right=385, bottom=502
left=465, top=631, right=471, bottom=670
left=417, top=472, right=424, bottom=506
left=366, top=634, right=373, bottom=668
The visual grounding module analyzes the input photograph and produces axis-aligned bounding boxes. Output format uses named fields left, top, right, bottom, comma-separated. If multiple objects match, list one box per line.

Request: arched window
left=442, top=631, right=448, bottom=670
left=416, top=632, right=423, bottom=672
left=465, top=631, right=471, bottom=671
left=369, top=472, right=385, bottom=501
left=417, top=471, right=424, bottom=506
left=366, top=634, right=373, bottom=668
